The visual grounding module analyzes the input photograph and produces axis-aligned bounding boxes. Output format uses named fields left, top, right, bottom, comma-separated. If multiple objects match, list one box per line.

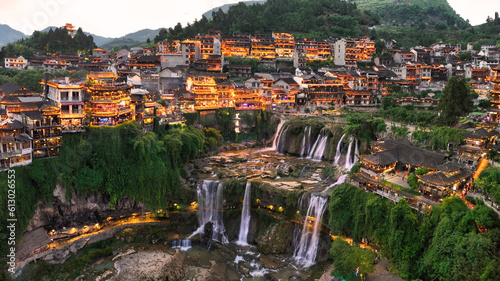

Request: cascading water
left=344, top=137, right=354, bottom=170
left=171, top=239, right=192, bottom=251
left=334, top=134, right=346, bottom=165
left=294, top=194, right=328, bottom=268
left=271, top=119, right=286, bottom=151
left=277, top=126, right=290, bottom=154
left=354, top=138, right=359, bottom=163
left=237, top=181, right=252, bottom=246
left=323, top=174, right=348, bottom=193
left=189, top=180, right=229, bottom=244
left=299, top=126, right=312, bottom=157
left=311, top=134, right=328, bottom=161
left=307, top=132, right=322, bottom=159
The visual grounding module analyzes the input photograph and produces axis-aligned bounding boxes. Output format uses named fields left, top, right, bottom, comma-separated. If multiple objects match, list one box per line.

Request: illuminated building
left=43, top=59, right=67, bottom=71
left=222, top=34, right=251, bottom=57
left=196, top=31, right=222, bottom=59
left=181, top=39, right=201, bottom=64
left=86, top=72, right=134, bottom=126
left=490, top=64, right=500, bottom=122
left=234, top=86, right=261, bottom=110
left=192, top=55, right=223, bottom=73
left=334, top=37, right=376, bottom=67
left=44, top=77, right=86, bottom=133
left=156, top=40, right=181, bottom=55
left=273, top=32, right=295, bottom=58
left=63, top=23, right=76, bottom=38
left=131, top=88, right=156, bottom=131
left=4, top=56, right=27, bottom=70
left=216, top=82, right=235, bottom=108
left=0, top=116, right=32, bottom=169
left=251, top=34, right=276, bottom=58
left=22, top=104, right=62, bottom=159
left=186, top=75, right=218, bottom=109
left=306, top=78, right=344, bottom=109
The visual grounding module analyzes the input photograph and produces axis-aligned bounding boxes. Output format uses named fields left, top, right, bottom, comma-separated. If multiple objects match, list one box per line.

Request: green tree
left=330, top=238, right=376, bottom=281
left=437, top=76, right=473, bottom=126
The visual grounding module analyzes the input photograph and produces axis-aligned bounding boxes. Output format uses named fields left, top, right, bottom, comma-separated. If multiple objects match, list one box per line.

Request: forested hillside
left=155, top=0, right=499, bottom=49
left=0, top=27, right=96, bottom=60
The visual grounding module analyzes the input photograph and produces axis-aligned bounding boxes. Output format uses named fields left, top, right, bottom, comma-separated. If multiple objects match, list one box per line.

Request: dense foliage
left=475, top=167, right=500, bottom=204
left=0, top=122, right=222, bottom=276
left=329, top=184, right=500, bottom=280
left=379, top=105, right=439, bottom=127
left=344, top=112, right=386, bottom=144
left=437, top=76, right=474, bottom=126
left=411, top=126, right=467, bottom=150
left=0, top=27, right=96, bottom=60
left=0, top=69, right=88, bottom=93
left=154, top=0, right=379, bottom=42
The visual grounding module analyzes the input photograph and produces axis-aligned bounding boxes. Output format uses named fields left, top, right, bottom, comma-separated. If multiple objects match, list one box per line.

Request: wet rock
left=259, top=256, right=286, bottom=270
left=238, top=262, right=251, bottom=278
left=256, top=221, right=293, bottom=255
left=160, top=250, right=187, bottom=281
left=207, top=262, right=239, bottom=281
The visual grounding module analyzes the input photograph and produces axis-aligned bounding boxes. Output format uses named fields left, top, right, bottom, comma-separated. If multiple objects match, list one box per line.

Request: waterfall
left=300, top=126, right=312, bottom=157
left=307, top=132, right=322, bottom=159
left=171, top=239, right=192, bottom=251
left=311, top=135, right=328, bottom=161
left=271, top=119, right=286, bottom=150
left=354, top=138, right=359, bottom=163
left=323, top=174, right=348, bottom=193
left=344, top=137, right=354, bottom=170
left=334, top=134, right=346, bottom=165
left=277, top=125, right=290, bottom=154
left=237, top=181, right=252, bottom=246
left=294, top=194, right=328, bottom=268
left=189, top=180, right=228, bottom=244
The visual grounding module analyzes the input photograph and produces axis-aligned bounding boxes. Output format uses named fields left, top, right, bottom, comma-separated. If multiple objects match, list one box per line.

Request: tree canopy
left=437, top=76, right=474, bottom=126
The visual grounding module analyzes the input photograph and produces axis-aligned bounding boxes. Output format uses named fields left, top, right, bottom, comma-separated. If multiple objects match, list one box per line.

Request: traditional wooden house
left=86, top=72, right=134, bottom=126
left=0, top=117, right=32, bottom=170
left=22, top=103, right=62, bottom=159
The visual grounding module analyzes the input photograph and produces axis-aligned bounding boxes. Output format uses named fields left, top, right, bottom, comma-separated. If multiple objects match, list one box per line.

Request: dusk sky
left=0, top=0, right=497, bottom=38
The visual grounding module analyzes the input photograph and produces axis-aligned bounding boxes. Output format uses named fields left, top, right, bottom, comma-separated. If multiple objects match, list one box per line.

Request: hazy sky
left=0, top=0, right=498, bottom=38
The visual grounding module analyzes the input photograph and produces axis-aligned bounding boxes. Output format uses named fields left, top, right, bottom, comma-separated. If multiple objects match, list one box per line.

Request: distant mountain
left=99, top=38, right=143, bottom=50
left=0, top=24, right=27, bottom=47
left=86, top=33, right=113, bottom=46
left=120, top=28, right=162, bottom=43
left=202, top=1, right=266, bottom=20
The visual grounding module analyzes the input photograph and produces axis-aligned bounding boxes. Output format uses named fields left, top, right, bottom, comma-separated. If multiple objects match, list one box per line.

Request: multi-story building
left=196, top=31, right=222, bottom=59
left=181, top=39, right=201, bottom=64
left=306, top=79, right=344, bottom=109
left=4, top=56, right=27, bottom=70
left=45, top=77, right=85, bottom=132
left=0, top=117, right=32, bottom=170
left=216, top=82, right=235, bottom=108
left=222, top=34, right=251, bottom=57
left=186, top=75, right=218, bottom=109
left=131, top=88, right=156, bottom=131
left=43, top=59, right=67, bottom=71
left=489, top=64, right=500, bottom=122
left=251, top=34, right=276, bottom=58
left=273, top=32, right=295, bottom=58
left=86, top=72, right=135, bottom=126
left=334, top=38, right=375, bottom=67
left=22, top=104, right=62, bottom=159
left=156, top=40, right=181, bottom=55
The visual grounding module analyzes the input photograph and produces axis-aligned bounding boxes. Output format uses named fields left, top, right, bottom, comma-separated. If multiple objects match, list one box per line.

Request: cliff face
left=27, top=183, right=145, bottom=232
